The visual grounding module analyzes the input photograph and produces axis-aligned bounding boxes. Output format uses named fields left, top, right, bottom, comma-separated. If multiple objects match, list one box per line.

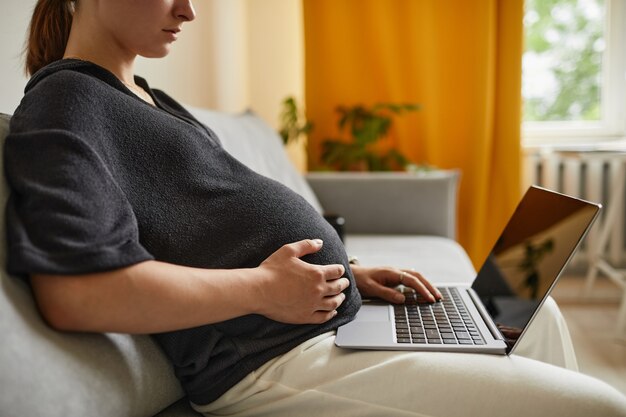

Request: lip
left=163, top=28, right=181, bottom=40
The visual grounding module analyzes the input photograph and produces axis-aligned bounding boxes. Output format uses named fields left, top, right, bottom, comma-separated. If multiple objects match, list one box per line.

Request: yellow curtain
left=303, top=0, right=524, bottom=268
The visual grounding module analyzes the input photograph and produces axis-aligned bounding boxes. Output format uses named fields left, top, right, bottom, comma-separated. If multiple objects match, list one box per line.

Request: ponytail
left=25, top=0, right=76, bottom=76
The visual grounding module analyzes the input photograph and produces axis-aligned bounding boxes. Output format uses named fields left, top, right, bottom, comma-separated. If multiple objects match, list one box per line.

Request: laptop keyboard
left=394, top=287, right=485, bottom=345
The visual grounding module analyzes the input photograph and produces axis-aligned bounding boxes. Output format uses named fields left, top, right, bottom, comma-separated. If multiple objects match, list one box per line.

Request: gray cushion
left=0, top=113, right=186, bottom=417
left=344, top=235, right=475, bottom=284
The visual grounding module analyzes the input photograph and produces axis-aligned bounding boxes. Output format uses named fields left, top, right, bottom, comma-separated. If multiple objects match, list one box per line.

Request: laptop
left=335, top=186, right=601, bottom=355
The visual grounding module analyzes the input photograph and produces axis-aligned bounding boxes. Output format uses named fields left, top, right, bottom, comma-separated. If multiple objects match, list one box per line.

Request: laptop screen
left=471, top=186, right=600, bottom=354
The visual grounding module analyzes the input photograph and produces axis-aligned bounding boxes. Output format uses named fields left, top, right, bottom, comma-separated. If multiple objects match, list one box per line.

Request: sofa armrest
left=306, top=170, right=460, bottom=239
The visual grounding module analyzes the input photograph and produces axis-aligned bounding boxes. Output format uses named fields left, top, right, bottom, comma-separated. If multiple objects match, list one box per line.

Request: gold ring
left=399, top=271, right=405, bottom=283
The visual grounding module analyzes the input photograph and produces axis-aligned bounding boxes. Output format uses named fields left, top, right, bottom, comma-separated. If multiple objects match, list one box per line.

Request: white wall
left=1, top=0, right=305, bottom=131
left=0, top=0, right=37, bottom=114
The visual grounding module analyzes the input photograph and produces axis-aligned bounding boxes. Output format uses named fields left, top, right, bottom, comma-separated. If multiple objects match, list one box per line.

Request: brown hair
left=25, top=0, right=76, bottom=76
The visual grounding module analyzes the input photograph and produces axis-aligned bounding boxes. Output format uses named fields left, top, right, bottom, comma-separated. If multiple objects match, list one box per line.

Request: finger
left=408, top=270, right=443, bottom=300
left=319, top=293, right=346, bottom=311
left=401, top=271, right=437, bottom=302
left=310, top=309, right=338, bottom=324
left=370, top=284, right=406, bottom=304
left=323, top=277, right=350, bottom=296
left=319, top=263, right=345, bottom=280
left=284, top=239, right=324, bottom=258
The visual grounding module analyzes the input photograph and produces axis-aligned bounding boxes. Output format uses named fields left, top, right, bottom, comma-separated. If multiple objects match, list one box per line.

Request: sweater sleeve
left=4, top=129, right=154, bottom=275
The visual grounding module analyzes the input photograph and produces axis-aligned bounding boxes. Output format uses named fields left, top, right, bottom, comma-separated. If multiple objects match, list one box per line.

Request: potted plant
left=320, top=103, right=420, bottom=171
left=278, top=96, right=313, bottom=145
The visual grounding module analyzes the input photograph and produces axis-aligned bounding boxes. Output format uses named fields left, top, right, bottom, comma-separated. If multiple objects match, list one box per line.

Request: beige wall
left=135, top=1, right=223, bottom=110
left=246, top=0, right=307, bottom=169
left=136, top=0, right=305, bottom=131
left=246, top=0, right=305, bottom=129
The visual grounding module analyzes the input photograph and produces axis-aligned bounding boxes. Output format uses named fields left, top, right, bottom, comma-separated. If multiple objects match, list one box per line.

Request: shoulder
left=11, top=70, right=116, bottom=134
left=26, top=69, right=108, bottom=109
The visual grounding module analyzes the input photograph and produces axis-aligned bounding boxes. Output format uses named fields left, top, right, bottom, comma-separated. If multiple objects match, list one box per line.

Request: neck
left=64, top=50, right=137, bottom=85
left=63, top=11, right=137, bottom=85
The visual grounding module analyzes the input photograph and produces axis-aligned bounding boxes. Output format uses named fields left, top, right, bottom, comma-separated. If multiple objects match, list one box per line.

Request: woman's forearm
left=31, top=260, right=262, bottom=334
left=30, top=239, right=350, bottom=334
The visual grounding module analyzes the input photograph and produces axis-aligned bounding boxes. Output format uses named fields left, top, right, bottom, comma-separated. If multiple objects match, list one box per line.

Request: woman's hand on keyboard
left=351, top=265, right=443, bottom=304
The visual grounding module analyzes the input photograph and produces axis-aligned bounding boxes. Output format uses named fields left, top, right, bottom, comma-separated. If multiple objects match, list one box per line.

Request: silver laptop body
left=335, top=186, right=601, bottom=355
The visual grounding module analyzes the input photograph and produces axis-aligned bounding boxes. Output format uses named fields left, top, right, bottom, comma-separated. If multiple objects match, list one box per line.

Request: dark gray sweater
left=4, top=60, right=361, bottom=404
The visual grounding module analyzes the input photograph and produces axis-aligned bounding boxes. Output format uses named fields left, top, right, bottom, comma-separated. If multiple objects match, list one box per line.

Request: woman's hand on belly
left=252, top=239, right=350, bottom=324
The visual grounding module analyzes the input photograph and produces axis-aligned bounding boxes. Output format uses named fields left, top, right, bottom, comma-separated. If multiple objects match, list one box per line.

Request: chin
left=140, top=52, right=170, bottom=59
left=139, top=46, right=172, bottom=59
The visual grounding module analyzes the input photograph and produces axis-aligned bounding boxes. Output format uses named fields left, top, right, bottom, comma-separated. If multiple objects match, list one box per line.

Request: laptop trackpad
left=355, top=302, right=390, bottom=322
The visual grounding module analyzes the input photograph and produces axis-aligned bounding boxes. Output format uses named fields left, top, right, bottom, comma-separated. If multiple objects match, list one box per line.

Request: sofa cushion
left=344, top=235, right=476, bottom=284
left=0, top=113, right=186, bottom=417
left=187, top=107, right=323, bottom=214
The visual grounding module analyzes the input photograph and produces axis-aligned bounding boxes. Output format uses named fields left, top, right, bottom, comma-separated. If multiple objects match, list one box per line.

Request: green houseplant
left=278, top=96, right=313, bottom=145
left=320, top=103, right=420, bottom=171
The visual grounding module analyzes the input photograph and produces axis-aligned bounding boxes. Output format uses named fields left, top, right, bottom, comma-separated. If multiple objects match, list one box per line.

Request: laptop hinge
left=467, top=288, right=504, bottom=341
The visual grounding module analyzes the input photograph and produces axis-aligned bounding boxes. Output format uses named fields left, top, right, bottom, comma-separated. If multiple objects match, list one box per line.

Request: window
left=522, top=0, right=626, bottom=146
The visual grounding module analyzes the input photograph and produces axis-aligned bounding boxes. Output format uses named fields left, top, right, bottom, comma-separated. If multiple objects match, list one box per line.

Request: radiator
left=522, top=150, right=626, bottom=267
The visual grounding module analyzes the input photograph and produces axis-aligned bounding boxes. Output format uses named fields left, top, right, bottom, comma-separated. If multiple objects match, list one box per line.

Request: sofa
left=1, top=108, right=625, bottom=417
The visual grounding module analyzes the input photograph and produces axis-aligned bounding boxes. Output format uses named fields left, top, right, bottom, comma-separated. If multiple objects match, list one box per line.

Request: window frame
left=522, top=0, right=626, bottom=148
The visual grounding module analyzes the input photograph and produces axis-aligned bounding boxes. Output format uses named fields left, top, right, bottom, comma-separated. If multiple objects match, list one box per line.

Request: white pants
left=193, top=329, right=626, bottom=417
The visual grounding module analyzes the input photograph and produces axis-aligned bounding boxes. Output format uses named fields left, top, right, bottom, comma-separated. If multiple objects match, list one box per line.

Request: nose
left=176, top=0, right=196, bottom=22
